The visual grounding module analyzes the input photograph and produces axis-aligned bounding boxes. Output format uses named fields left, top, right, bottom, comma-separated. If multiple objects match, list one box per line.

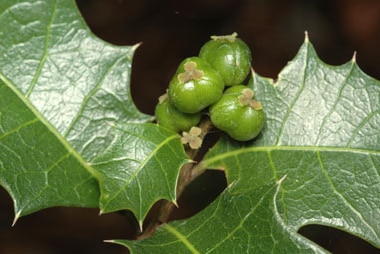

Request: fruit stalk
left=138, top=118, right=213, bottom=239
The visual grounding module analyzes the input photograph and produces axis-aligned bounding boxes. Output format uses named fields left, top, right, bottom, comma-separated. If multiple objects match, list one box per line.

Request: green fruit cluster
left=155, top=32, right=265, bottom=143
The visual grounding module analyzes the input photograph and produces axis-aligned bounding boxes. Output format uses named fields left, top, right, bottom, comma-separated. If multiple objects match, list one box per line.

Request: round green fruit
left=199, top=32, right=252, bottom=86
left=168, top=57, right=224, bottom=114
left=155, top=95, right=201, bottom=132
left=209, top=85, right=264, bottom=141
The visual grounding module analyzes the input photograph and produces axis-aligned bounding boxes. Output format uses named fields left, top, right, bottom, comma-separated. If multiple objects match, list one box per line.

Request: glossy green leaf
left=119, top=36, right=380, bottom=252
left=0, top=0, right=151, bottom=161
left=114, top=178, right=328, bottom=253
left=91, top=122, right=191, bottom=227
left=202, top=36, right=380, bottom=247
left=1, top=0, right=380, bottom=252
left=0, top=79, right=99, bottom=221
left=0, top=0, right=151, bottom=220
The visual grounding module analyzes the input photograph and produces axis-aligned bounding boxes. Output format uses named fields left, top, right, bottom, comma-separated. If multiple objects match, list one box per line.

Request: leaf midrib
left=0, top=72, right=98, bottom=179
left=205, top=184, right=277, bottom=253
left=317, top=152, right=380, bottom=240
left=275, top=39, right=310, bottom=146
left=62, top=56, right=124, bottom=137
left=315, top=59, right=356, bottom=146
left=25, top=0, right=58, bottom=97
left=203, top=145, right=380, bottom=168
left=99, top=134, right=180, bottom=209
left=203, top=144, right=380, bottom=243
left=164, top=224, right=201, bottom=254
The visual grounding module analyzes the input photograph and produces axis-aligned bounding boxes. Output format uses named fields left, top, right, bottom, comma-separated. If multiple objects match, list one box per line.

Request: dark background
left=75, top=0, right=380, bottom=115
left=1, top=0, right=380, bottom=253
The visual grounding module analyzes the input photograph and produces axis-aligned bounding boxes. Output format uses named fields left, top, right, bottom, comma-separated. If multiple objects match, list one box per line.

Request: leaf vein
left=164, top=224, right=200, bottom=254
left=0, top=118, right=39, bottom=140
left=25, top=0, right=58, bottom=97
left=204, top=146, right=380, bottom=169
left=317, top=151, right=379, bottom=239
left=275, top=43, right=310, bottom=145
left=315, top=61, right=355, bottom=146
left=102, top=135, right=179, bottom=207
left=205, top=185, right=276, bottom=253
left=347, top=109, right=380, bottom=147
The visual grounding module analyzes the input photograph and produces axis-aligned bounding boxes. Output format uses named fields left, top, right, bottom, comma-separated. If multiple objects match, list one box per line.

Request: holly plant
left=0, top=1, right=379, bottom=253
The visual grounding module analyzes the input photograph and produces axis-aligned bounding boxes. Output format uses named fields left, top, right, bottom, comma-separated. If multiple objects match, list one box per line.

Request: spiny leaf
left=0, top=0, right=151, bottom=220
left=202, top=35, right=380, bottom=248
left=91, top=123, right=191, bottom=227
left=0, top=0, right=151, bottom=161
left=118, top=36, right=380, bottom=252
left=114, top=178, right=327, bottom=253
left=0, top=79, right=99, bottom=221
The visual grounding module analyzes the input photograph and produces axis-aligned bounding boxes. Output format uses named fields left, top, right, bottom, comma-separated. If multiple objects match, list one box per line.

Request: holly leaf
left=0, top=0, right=151, bottom=160
left=91, top=122, right=191, bottom=227
left=117, top=35, right=380, bottom=252
left=0, top=79, right=99, bottom=222
left=0, top=0, right=151, bottom=220
left=113, top=178, right=328, bottom=253
left=203, top=36, right=380, bottom=247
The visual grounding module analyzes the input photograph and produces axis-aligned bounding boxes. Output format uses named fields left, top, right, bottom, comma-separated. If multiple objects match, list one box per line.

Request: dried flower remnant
left=181, top=126, right=202, bottom=149
left=238, top=88, right=262, bottom=110
left=211, top=32, right=238, bottom=42
left=178, top=61, right=204, bottom=83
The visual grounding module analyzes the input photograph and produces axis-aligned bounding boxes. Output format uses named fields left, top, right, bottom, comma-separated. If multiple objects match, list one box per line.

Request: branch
left=137, top=117, right=213, bottom=239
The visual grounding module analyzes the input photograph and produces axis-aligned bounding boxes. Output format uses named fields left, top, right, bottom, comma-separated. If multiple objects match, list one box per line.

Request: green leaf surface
left=1, top=0, right=379, bottom=252
left=0, top=0, right=151, bottom=220
left=115, top=179, right=328, bottom=253
left=0, top=79, right=99, bottom=220
left=0, top=0, right=151, bottom=160
left=91, top=122, right=191, bottom=226
left=121, top=36, right=380, bottom=252
left=203, top=36, right=380, bottom=247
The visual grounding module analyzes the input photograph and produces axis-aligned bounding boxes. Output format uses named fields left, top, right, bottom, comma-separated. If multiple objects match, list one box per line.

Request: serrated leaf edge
left=0, top=73, right=100, bottom=222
